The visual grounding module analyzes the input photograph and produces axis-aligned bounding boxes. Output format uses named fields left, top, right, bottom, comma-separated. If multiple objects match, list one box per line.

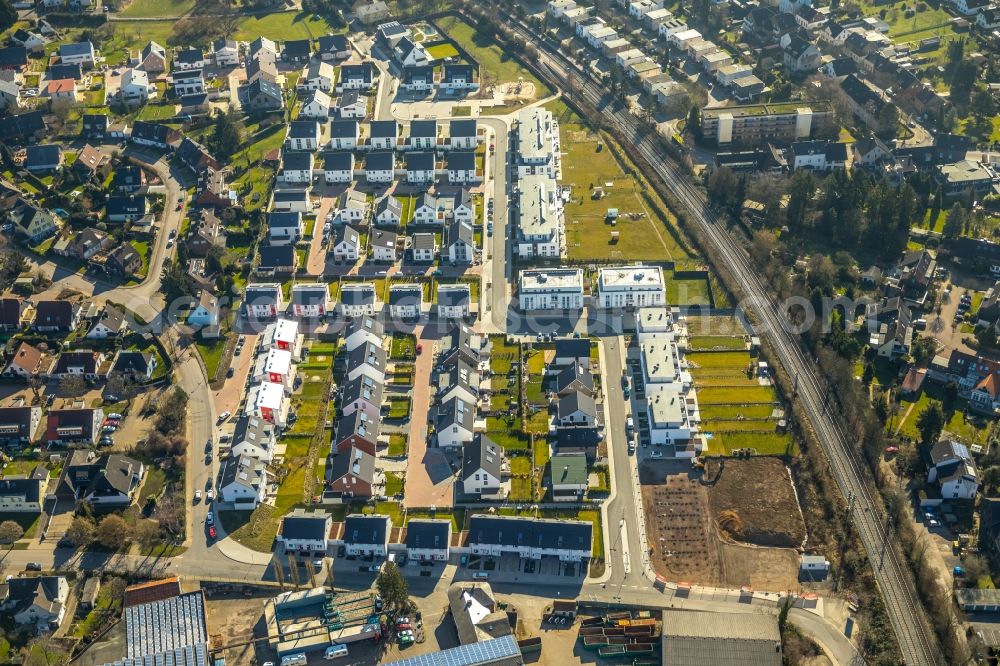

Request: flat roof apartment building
left=516, top=174, right=564, bottom=258
left=518, top=269, right=585, bottom=311
left=515, top=107, right=560, bottom=178
left=700, top=103, right=835, bottom=146
left=597, top=265, right=666, bottom=309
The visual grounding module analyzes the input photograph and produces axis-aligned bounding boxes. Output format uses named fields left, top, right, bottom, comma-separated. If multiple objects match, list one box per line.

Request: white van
left=280, top=654, right=307, bottom=666
left=472, top=571, right=490, bottom=579
left=324, top=645, right=349, bottom=660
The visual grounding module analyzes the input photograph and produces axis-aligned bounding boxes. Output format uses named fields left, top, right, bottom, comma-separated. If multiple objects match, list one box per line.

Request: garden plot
left=689, top=347, right=793, bottom=456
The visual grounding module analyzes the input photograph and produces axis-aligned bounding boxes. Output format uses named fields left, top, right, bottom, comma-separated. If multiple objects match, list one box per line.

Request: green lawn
left=120, top=0, right=196, bottom=17
left=388, top=433, right=407, bottom=457
left=436, top=16, right=545, bottom=92
left=896, top=388, right=991, bottom=446
left=426, top=43, right=460, bottom=60
left=688, top=351, right=753, bottom=370
left=667, top=277, right=712, bottom=306
left=698, top=386, right=776, bottom=405
left=385, top=472, right=404, bottom=497
left=707, top=431, right=796, bottom=456
left=131, top=240, right=151, bottom=278
left=387, top=397, right=411, bottom=420
left=193, top=335, right=227, bottom=380
left=547, top=99, right=690, bottom=262
left=486, top=417, right=529, bottom=451
left=234, top=12, right=336, bottom=42
left=700, top=404, right=775, bottom=420
left=137, top=104, right=177, bottom=121
left=390, top=333, right=417, bottom=360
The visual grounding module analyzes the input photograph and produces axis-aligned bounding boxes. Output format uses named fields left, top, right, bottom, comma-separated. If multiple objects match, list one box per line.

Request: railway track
left=504, top=18, right=942, bottom=665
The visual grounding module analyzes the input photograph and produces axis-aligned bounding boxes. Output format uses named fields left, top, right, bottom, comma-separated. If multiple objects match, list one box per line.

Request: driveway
left=403, top=325, right=454, bottom=509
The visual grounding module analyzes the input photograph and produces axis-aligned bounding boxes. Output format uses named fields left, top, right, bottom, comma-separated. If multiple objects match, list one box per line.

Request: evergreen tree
left=942, top=203, right=966, bottom=238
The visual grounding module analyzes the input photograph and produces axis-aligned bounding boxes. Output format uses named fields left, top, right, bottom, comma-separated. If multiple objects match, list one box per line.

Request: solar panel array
left=124, top=592, right=207, bottom=659
left=102, top=643, right=208, bottom=666
left=383, top=635, right=520, bottom=666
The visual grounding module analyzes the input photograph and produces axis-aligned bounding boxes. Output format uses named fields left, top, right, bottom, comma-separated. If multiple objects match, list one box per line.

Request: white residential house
left=927, top=440, right=980, bottom=499
left=462, top=435, right=503, bottom=497
left=405, top=151, right=435, bottom=184
left=290, top=283, right=331, bottom=318
left=447, top=151, right=478, bottom=184
left=268, top=211, right=304, bottom=245
left=298, top=61, right=336, bottom=92
left=369, top=120, right=398, bottom=150
left=371, top=229, right=399, bottom=263
left=519, top=269, right=584, bottom=311
left=329, top=119, right=360, bottom=150
left=335, top=190, right=368, bottom=224
left=388, top=284, right=422, bottom=318
left=230, top=415, right=276, bottom=462
left=120, top=68, right=156, bottom=103
left=342, top=515, right=390, bottom=557
left=299, top=89, right=332, bottom=119
left=446, top=220, right=475, bottom=264
left=277, top=152, right=314, bottom=185
left=279, top=509, right=333, bottom=554
left=212, top=38, right=241, bottom=67
left=436, top=396, right=475, bottom=448
left=411, top=232, right=437, bottom=263
left=172, top=69, right=204, bottom=97
left=323, top=151, right=354, bottom=184
left=3, top=576, right=69, bottom=633
left=335, top=91, right=367, bottom=119
left=218, top=454, right=268, bottom=508
left=365, top=152, right=395, bottom=184
left=332, top=225, right=362, bottom=263
left=287, top=120, right=322, bottom=151
left=437, top=284, right=471, bottom=319
left=405, top=520, right=451, bottom=561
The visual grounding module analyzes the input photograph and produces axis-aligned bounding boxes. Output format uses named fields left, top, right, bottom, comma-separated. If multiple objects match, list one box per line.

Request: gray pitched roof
left=462, top=433, right=501, bottom=481
left=344, top=514, right=389, bottom=545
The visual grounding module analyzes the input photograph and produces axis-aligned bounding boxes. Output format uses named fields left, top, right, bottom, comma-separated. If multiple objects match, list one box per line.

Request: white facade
left=519, top=269, right=584, bottom=311
left=597, top=265, right=667, bottom=309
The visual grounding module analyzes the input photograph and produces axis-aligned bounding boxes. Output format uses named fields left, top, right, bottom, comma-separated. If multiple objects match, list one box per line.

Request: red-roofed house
left=47, top=78, right=77, bottom=100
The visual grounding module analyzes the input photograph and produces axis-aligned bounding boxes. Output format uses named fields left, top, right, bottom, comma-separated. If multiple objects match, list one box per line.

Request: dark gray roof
left=404, top=65, right=434, bottom=83
left=0, top=476, right=42, bottom=504
left=370, top=120, right=397, bottom=138
left=344, top=514, right=390, bottom=545
left=258, top=244, right=295, bottom=268
left=467, top=515, right=592, bottom=552
left=389, top=284, right=421, bottom=306
left=412, top=233, right=436, bottom=251
left=366, top=151, right=394, bottom=171
left=661, top=610, right=781, bottom=666
left=323, top=151, right=354, bottom=170
left=232, top=415, right=274, bottom=448
left=280, top=509, right=330, bottom=541
left=335, top=407, right=380, bottom=446
left=437, top=284, right=470, bottom=307
left=554, top=338, right=591, bottom=363
left=446, top=220, right=474, bottom=248
left=558, top=389, right=596, bottom=419
left=347, top=340, right=386, bottom=374
left=25, top=144, right=61, bottom=168
left=338, top=90, right=361, bottom=107
left=444, top=64, right=475, bottom=83
left=342, top=374, right=383, bottom=408
left=436, top=396, right=474, bottom=431
left=376, top=195, right=403, bottom=218
left=406, top=151, right=434, bottom=171
left=326, top=445, right=375, bottom=484
left=450, top=119, right=477, bottom=137
left=292, top=284, right=329, bottom=305
left=462, top=433, right=501, bottom=481
left=268, top=211, right=301, bottom=229
left=282, top=39, right=312, bottom=59
left=346, top=314, right=384, bottom=339
left=330, top=119, right=360, bottom=138
left=334, top=225, right=361, bottom=248
left=219, top=453, right=265, bottom=491
left=447, top=151, right=476, bottom=171
left=175, top=48, right=203, bottom=64
left=318, top=33, right=348, bottom=53
left=288, top=119, right=320, bottom=139
left=273, top=189, right=308, bottom=203
left=282, top=151, right=313, bottom=171
left=555, top=361, right=594, bottom=394
left=341, top=62, right=374, bottom=82
left=410, top=119, right=437, bottom=138
left=405, top=520, right=451, bottom=550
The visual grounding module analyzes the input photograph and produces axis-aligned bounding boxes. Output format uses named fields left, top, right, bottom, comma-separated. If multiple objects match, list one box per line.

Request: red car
left=416, top=343, right=423, bottom=355
left=208, top=526, right=217, bottom=539
left=884, top=446, right=899, bottom=454
left=396, top=623, right=412, bottom=631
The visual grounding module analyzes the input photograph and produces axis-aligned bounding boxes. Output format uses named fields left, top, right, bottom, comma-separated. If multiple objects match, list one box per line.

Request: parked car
left=208, top=526, right=217, bottom=539
left=217, top=411, right=231, bottom=423
left=206, top=511, right=214, bottom=525
left=25, top=562, right=42, bottom=571
left=194, top=490, right=202, bottom=503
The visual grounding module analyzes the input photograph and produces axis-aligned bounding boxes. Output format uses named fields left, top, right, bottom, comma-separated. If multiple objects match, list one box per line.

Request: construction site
left=640, top=458, right=803, bottom=591
left=264, top=588, right=383, bottom=656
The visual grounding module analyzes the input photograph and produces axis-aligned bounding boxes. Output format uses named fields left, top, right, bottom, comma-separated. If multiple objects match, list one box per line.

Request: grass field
left=688, top=351, right=754, bottom=371
left=234, top=12, right=337, bottom=42
left=688, top=335, right=745, bottom=351
left=667, top=277, right=712, bottom=306
left=426, top=43, right=460, bottom=60
left=896, top=387, right=990, bottom=446
left=120, top=0, right=195, bottom=17
left=707, top=431, right=795, bottom=456
left=701, top=404, right=775, bottom=420
left=436, top=16, right=547, bottom=94
left=388, top=433, right=407, bottom=457
left=194, top=334, right=226, bottom=380
left=547, top=100, right=690, bottom=262
left=698, top=386, right=776, bottom=404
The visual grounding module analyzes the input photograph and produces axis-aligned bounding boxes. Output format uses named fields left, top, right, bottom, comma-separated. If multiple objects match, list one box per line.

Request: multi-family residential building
left=515, top=174, right=563, bottom=258
left=597, top=265, right=667, bottom=309
left=700, top=103, right=835, bottom=146
left=518, top=269, right=584, bottom=311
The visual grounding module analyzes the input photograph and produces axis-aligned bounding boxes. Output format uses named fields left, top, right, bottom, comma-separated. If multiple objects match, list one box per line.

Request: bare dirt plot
left=203, top=597, right=267, bottom=666
left=641, top=460, right=802, bottom=591
left=705, top=457, right=806, bottom=548
left=640, top=462, right=722, bottom=585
